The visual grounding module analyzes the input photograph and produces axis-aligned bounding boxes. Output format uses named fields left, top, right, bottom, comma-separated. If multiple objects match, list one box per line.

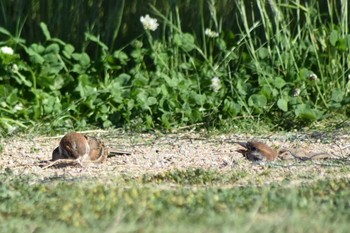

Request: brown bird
left=52, top=132, right=90, bottom=162
left=47, top=132, right=132, bottom=169
left=233, top=140, right=330, bottom=162
left=235, top=141, right=278, bottom=162
left=51, top=132, right=108, bottom=165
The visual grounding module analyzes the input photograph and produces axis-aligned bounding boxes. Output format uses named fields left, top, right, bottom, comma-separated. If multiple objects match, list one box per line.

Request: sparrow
left=233, top=140, right=330, bottom=162
left=52, top=132, right=90, bottom=162
left=51, top=132, right=108, bottom=164
left=235, top=141, right=278, bottom=162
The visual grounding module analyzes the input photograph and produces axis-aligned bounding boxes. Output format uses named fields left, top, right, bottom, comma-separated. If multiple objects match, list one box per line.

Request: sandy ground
left=1, top=130, right=350, bottom=185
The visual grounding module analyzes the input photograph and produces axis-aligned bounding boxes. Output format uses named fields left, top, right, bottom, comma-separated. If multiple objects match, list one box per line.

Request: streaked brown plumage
left=46, top=133, right=135, bottom=169
left=52, top=132, right=90, bottom=161
left=234, top=141, right=330, bottom=162
left=235, top=141, right=278, bottom=162
left=85, top=136, right=108, bottom=163
left=52, top=132, right=107, bottom=163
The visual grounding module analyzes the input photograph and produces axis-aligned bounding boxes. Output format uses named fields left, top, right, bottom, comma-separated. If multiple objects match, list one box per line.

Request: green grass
left=1, top=168, right=350, bottom=233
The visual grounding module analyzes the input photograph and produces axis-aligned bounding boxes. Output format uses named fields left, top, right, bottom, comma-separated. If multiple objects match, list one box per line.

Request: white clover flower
left=12, top=64, right=19, bottom=72
left=211, top=76, right=222, bottom=92
left=140, top=14, right=159, bottom=31
left=13, top=103, right=23, bottom=112
left=205, top=28, right=219, bottom=38
left=0, top=46, right=14, bottom=55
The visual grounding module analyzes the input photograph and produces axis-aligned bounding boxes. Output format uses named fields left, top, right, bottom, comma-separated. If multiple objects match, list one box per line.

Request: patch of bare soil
left=1, top=130, right=350, bottom=185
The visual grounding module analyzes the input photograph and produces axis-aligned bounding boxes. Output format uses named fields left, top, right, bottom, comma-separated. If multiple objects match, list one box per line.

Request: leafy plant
left=0, top=0, right=349, bottom=133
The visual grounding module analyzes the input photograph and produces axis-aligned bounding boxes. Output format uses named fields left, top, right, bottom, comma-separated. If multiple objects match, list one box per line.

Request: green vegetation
left=0, top=0, right=350, bottom=232
left=0, top=168, right=350, bottom=233
left=1, top=1, right=349, bottom=232
left=0, top=0, right=349, bottom=134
